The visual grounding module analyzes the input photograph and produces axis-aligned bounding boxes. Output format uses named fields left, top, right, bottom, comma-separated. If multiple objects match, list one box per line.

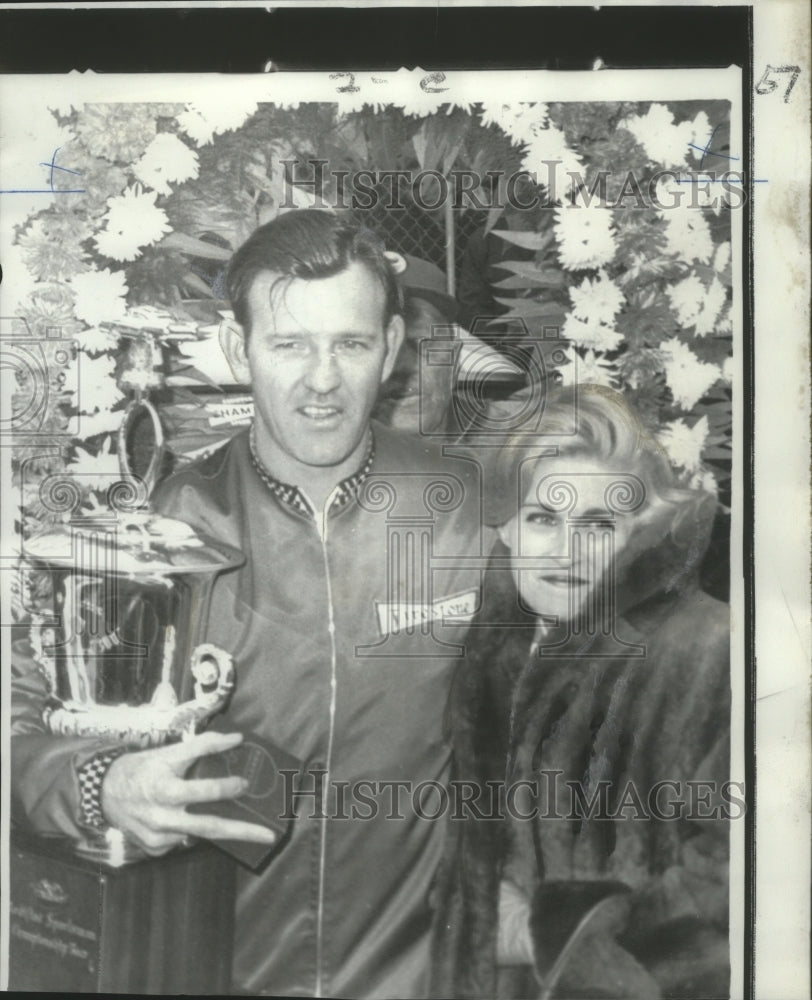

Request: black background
left=1, top=6, right=750, bottom=73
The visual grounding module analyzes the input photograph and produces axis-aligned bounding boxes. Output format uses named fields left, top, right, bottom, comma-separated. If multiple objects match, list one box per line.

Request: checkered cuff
left=77, top=747, right=127, bottom=830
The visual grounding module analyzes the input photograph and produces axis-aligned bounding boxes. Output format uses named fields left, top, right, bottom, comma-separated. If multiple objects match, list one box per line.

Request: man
left=374, top=254, right=528, bottom=441
left=373, top=255, right=458, bottom=436
left=12, top=211, right=488, bottom=998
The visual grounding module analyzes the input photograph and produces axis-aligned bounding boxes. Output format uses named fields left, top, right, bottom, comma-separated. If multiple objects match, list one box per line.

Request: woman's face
left=498, top=454, right=642, bottom=622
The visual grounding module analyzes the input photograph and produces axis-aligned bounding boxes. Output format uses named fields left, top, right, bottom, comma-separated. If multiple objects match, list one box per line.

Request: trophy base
left=8, top=829, right=236, bottom=994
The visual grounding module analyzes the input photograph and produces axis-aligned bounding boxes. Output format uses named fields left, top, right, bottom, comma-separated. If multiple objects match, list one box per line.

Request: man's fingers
left=173, top=812, right=278, bottom=844
left=116, top=816, right=187, bottom=856
left=138, top=831, right=188, bottom=856
left=174, top=775, right=248, bottom=805
left=162, top=730, right=244, bottom=768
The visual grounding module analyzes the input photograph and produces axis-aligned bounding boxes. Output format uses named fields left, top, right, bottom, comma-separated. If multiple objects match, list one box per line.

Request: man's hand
left=101, top=731, right=278, bottom=857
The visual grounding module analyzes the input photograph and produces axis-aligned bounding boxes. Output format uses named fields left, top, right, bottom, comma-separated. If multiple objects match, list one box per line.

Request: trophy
left=24, top=509, right=245, bottom=862
left=9, top=328, right=249, bottom=992
left=9, top=505, right=246, bottom=992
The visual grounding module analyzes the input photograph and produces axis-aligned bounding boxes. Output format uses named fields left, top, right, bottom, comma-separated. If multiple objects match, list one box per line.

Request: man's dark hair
left=227, top=210, right=403, bottom=334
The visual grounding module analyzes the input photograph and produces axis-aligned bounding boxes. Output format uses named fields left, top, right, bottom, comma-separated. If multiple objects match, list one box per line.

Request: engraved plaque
left=9, top=833, right=235, bottom=994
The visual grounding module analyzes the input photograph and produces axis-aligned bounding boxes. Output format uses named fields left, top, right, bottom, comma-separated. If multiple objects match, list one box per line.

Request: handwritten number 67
left=755, top=65, right=800, bottom=103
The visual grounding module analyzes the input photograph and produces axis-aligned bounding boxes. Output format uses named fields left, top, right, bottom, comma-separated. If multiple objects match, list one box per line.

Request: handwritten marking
left=755, top=64, right=801, bottom=103
left=690, top=124, right=737, bottom=170
left=686, top=144, right=738, bottom=163
left=683, top=128, right=767, bottom=183
left=0, top=147, right=84, bottom=195
left=39, top=147, right=82, bottom=190
left=420, top=72, right=448, bottom=94
left=675, top=178, right=768, bottom=184
left=330, top=72, right=360, bottom=94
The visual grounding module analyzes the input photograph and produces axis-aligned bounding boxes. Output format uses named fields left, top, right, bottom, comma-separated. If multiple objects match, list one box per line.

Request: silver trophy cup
left=25, top=512, right=245, bottom=863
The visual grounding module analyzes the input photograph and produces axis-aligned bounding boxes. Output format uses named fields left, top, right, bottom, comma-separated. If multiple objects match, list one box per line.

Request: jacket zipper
left=310, top=488, right=339, bottom=998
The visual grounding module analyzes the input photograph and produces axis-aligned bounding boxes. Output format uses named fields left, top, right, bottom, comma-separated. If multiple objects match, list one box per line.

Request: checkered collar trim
left=248, top=425, right=375, bottom=518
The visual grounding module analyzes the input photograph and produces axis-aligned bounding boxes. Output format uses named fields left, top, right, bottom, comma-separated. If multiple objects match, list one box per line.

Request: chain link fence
left=350, top=183, right=489, bottom=295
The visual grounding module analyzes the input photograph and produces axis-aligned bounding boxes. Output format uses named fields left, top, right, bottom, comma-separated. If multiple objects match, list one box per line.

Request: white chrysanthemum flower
left=394, top=86, right=447, bottom=118
left=657, top=417, right=709, bottom=472
left=652, top=173, right=719, bottom=212
left=74, top=326, right=120, bottom=355
left=694, top=278, right=727, bottom=336
left=683, top=174, right=718, bottom=209
left=661, top=338, right=721, bottom=409
left=334, top=88, right=378, bottom=115
left=447, top=98, right=478, bottom=115
left=557, top=347, right=618, bottom=388
left=652, top=174, right=680, bottom=210
left=713, top=241, right=731, bottom=273
left=624, top=103, right=693, bottom=168
left=568, top=272, right=625, bottom=326
left=70, top=268, right=129, bottom=326
left=18, top=218, right=90, bottom=282
left=716, top=306, right=733, bottom=334
left=662, top=209, right=714, bottom=264
left=77, top=353, right=124, bottom=415
left=75, top=104, right=158, bottom=162
left=687, top=111, right=712, bottom=163
left=479, top=102, right=549, bottom=144
left=667, top=275, right=705, bottom=325
left=134, top=133, right=199, bottom=195
left=555, top=204, right=617, bottom=271
left=0, top=242, right=42, bottom=316
left=94, top=186, right=171, bottom=262
left=521, top=123, right=583, bottom=191
left=19, top=283, right=83, bottom=340
left=690, top=468, right=718, bottom=495
left=576, top=349, right=619, bottom=387
left=68, top=436, right=121, bottom=488
left=667, top=276, right=726, bottom=337
left=177, top=98, right=258, bottom=146
left=563, top=315, right=623, bottom=352
left=78, top=407, right=126, bottom=438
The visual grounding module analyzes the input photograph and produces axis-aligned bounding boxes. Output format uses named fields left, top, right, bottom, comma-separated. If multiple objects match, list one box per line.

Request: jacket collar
left=248, top=423, right=375, bottom=518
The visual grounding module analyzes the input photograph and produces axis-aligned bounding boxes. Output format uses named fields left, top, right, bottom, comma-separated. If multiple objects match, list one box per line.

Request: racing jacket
left=12, top=423, right=490, bottom=999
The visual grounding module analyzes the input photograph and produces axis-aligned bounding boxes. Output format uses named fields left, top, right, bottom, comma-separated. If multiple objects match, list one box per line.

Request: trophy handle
left=117, top=390, right=165, bottom=498
left=44, top=644, right=236, bottom=746
left=171, top=644, right=236, bottom=740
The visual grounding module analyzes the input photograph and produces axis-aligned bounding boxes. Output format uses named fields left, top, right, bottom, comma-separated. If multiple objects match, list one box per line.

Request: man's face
left=233, top=262, right=403, bottom=473
left=374, top=298, right=454, bottom=435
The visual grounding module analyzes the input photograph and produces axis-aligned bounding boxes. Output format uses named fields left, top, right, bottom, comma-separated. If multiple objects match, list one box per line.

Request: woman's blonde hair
left=484, top=384, right=706, bottom=527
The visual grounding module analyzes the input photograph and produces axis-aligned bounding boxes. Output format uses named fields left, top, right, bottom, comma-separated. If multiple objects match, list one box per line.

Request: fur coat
left=430, top=505, right=731, bottom=1000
